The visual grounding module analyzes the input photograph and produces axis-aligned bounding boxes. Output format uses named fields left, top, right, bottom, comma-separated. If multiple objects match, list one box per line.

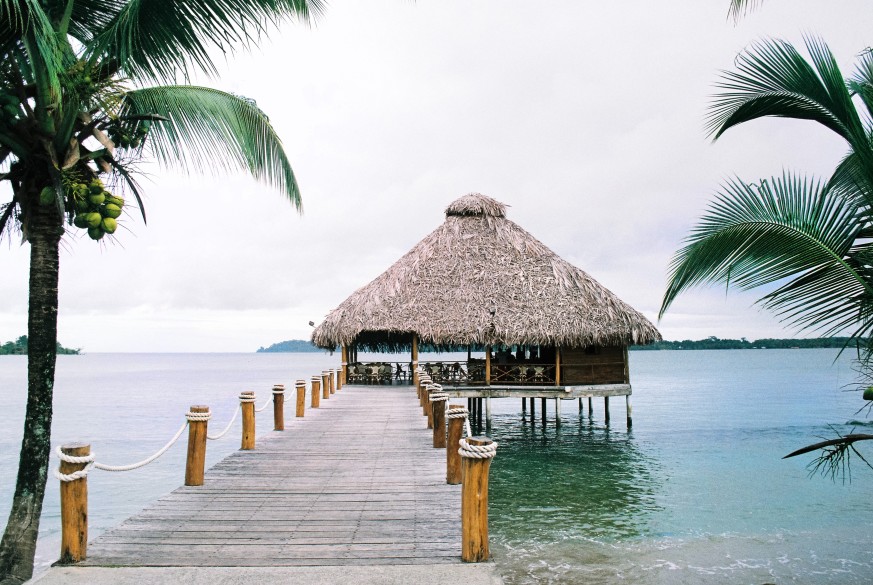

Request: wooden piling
left=522, top=397, right=526, bottom=411
left=335, top=368, right=342, bottom=391
left=530, top=395, right=535, bottom=421
left=311, top=377, right=321, bottom=408
left=626, top=395, right=633, bottom=428
left=295, top=380, right=306, bottom=417
left=341, top=345, right=348, bottom=387
left=240, top=391, right=255, bottom=450
left=272, top=384, right=285, bottom=431
left=322, top=372, right=330, bottom=399
left=555, top=398, right=561, bottom=426
left=432, top=397, right=446, bottom=448
left=412, top=335, right=419, bottom=387
left=541, top=397, right=546, bottom=426
left=59, top=442, right=90, bottom=564
left=605, top=396, right=610, bottom=423
left=185, top=406, right=209, bottom=486
left=426, top=386, right=434, bottom=430
left=485, top=397, right=491, bottom=428
left=588, top=396, right=593, bottom=415
left=446, top=404, right=464, bottom=484
left=329, top=370, right=336, bottom=394
left=477, top=398, right=483, bottom=429
left=460, top=437, right=496, bottom=562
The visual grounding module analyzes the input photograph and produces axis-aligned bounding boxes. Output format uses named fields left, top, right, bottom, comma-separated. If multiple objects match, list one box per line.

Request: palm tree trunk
left=0, top=201, right=63, bottom=585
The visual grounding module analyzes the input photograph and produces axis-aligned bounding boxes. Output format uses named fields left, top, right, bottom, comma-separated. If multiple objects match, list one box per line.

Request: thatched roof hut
left=312, top=193, right=661, bottom=352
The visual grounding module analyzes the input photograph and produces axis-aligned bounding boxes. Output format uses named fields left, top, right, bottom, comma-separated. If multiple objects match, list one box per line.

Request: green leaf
left=119, top=85, right=300, bottom=208
left=88, top=0, right=324, bottom=83
left=661, top=173, right=870, bottom=336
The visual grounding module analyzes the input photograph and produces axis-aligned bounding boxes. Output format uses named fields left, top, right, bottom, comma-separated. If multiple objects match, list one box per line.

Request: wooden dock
left=79, top=385, right=464, bottom=567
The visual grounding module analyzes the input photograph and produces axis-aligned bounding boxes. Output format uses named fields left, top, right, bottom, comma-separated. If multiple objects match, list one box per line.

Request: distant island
left=257, top=339, right=330, bottom=353
left=257, top=336, right=860, bottom=353
left=630, top=336, right=862, bottom=351
left=1, top=335, right=80, bottom=355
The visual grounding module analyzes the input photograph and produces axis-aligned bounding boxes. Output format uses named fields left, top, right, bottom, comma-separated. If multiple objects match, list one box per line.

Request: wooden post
left=335, top=367, right=343, bottom=391
left=59, top=442, right=90, bottom=564
left=477, top=398, right=483, bottom=429
left=555, top=398, right=561, bottom=426
left=241, top=391, right=255, bottom=450
left=604, top=396, right=610, bottom=423
left=541, top=397, right=546, bottom=426
left=626, top=395, right=633, bottom=428
left=485, top=397, right=492, bottom=428
left=322, top=372, right=330, bottom=399
left=460, top=437, right=496, bottom=562
left=485, top=345, right=491, bottom=386
left=426, top=386, right=434, bottom=430
left=273, top=384, right=285, bottom=431
left=295, top=380, right=306, bottom=417
left=341, top=344, right=348, bottom=386
left=412, top=334, right=419, bottom=388
left=588, top=396, right=593, bottom=415
left=432, top=397, right=446, bottom=448
left=579, top=397, right=583, bottom=412
left=329, top=370, right=336, bottom=394
left=185, top=406, right=210, bottom=486
left=311, top=376, right=321, bottom=408
left=522, top=397, right=526, bottom=411
left=446, top=404, right=464, bottom=484
left=530, top=395, right=535, bottom=422
left=555, top=347, right=562, bottom=386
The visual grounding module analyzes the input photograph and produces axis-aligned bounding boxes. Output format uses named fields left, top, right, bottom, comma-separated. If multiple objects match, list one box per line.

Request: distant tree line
left=257, top=340, right=327, bottom=353
left=0, top=336, right=80, bottom=355
left=631, top=336, right=863, bottom=351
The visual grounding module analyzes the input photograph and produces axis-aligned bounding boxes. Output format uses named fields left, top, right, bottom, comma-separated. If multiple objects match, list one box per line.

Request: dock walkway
left=32, top=385, right=503, bottom=584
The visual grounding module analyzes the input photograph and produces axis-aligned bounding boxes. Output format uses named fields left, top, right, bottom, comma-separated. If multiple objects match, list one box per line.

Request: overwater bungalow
left=312, top=193, right=661, bottom=426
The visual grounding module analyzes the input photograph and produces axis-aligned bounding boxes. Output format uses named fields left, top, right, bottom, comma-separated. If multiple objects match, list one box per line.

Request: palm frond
left=709, top=37, right=866, bottom=147
left=88, top=0, right=324, bottom=83
left=0, top=0, right=63, bottom=92
left=119, top=85, right=300, bottom=208
left=727, top=0, right=762, bottom=22
left=661, top=173, right=869, bottom=332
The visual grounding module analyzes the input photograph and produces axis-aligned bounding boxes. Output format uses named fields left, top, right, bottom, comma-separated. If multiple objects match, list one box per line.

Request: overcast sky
left=2, top=0, right=872, bottom=352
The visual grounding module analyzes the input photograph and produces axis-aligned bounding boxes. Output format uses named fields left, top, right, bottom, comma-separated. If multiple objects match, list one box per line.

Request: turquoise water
left=0, top=349, right=871, bottom=583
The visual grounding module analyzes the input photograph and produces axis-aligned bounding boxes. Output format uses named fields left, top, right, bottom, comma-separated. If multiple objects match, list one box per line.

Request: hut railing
left=346, top=361, right=411, bottom=384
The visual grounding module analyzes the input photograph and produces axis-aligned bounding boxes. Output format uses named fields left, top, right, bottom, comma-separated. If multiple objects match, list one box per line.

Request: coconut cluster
left=67, top=178, right=124, bottom=240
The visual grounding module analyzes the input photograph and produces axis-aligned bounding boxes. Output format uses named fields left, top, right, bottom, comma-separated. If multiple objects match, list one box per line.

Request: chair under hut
left=312, top=193, right=661, bottom=427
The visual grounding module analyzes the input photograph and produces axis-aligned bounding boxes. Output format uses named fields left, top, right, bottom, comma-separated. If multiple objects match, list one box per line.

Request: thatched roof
left=312, top=193, right=661, bottom=351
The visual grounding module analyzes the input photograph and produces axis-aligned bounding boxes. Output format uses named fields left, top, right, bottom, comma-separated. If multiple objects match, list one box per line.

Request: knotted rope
left=458, top=437, right=498, bottom=460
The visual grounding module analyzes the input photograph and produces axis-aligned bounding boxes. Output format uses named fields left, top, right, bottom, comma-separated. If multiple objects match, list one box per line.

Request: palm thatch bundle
left=312, top=193, right=661, bottom=351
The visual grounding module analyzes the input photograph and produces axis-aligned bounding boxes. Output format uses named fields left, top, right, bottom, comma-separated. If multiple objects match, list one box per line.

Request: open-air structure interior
left=312, top=193, right=661, bottom=427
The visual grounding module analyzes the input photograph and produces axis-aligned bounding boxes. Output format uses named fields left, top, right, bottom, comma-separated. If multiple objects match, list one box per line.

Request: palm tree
left=660, top=37, right=873, bottom=477
left=0, top=1, right=322, bottom=581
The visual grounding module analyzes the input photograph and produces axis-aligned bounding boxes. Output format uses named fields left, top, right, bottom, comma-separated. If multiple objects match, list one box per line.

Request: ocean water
left=0, top=349, right=871, bottom=583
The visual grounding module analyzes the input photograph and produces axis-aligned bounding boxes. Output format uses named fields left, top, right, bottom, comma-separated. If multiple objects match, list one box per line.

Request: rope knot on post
left=446, top=406, right=469, bottom=419
left=239, top=391, right=256, bottom=403
left=458, top=438, right=498, bottom=460
left=54, top=446, right=95, bottom=482
left=272, top=384, right=285, bottom=395
left=185, top=410, right=212, bottom=423
left=429, top=392, right=449, bottom=402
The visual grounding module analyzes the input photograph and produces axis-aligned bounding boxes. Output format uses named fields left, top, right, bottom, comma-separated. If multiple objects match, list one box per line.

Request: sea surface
left=0, top=349, right=871, bottom=584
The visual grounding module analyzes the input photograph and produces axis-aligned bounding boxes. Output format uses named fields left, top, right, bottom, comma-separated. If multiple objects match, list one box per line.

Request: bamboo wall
left=560, top=346, right=628, bottom=385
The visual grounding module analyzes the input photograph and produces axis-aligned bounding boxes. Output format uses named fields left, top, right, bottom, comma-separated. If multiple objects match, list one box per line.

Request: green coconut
left=88, top=192, right=106, bottom=206
left=87, top=226, right=104, bottom=240
left=105, top=195, right=125, bottom=207
left=101, top=217, right=117, bottom=234
left=85, top=212, right=102, bottom=228
left=74, top=198, right=89, bottom=212
left=88, top=180, right=103, bottom=194
left=39, top=187, right=55, bottom=206
left=74, top=184, right=89, bottom=198
left=864, top=387, right=873, bottom=401
left=103, top=203, right=122, bottom=219
left=73, top=214, right=89, bottom=229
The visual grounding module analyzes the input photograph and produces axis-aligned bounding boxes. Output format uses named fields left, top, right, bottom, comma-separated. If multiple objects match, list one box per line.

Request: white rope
left=446, top=406, right=469, bottom=418
left=54, top=417, right=191, bottom=480
left=255, top=395, right=272, bottom=412
left=93, top=421, right=188, bottom=472
left=272, top=385, right=285, bottom=395
left=238, top=392, right=256, bottom=403
left=429, top=392, right=449, bottom=402
left=458, top=437, right=498, bottom=460
left=207, top=404, right=241, bottom=440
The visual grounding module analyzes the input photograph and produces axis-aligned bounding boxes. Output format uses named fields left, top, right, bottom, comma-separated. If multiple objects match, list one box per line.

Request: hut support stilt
left=485, top=397, right=492, bottom=429
left=530, top=397, right=536, bottom=422
left=604, top=396, right=610, bottom=423
left=522, top=397, right=526, bottom=411
left=626, top=395, right=632, bottom=428
left=555, top=398, right=560, bottom=426
left=541, top=398, right=546, bottom=426
left=578, top=397, right=582, bottom=413
left=588, top=397, right=593, bottom=416
left=412, top=335, right=419, bottom=388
